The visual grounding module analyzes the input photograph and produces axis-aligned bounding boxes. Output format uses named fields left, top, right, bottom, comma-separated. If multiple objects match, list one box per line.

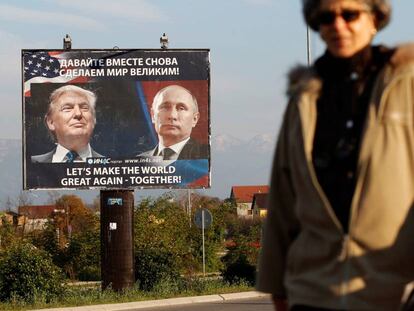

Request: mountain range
left=0, top=134, right=276, bottom=207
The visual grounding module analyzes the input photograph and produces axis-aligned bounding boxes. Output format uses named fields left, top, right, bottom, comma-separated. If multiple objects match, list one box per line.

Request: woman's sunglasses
left=316, top=9, right=368, bottom=26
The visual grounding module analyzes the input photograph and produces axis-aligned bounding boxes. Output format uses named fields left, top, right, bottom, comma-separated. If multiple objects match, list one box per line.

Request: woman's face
left=317, top=0, right=377, bottom=58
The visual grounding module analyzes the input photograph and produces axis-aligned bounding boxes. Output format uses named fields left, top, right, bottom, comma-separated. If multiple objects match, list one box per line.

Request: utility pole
left=306, top=27, right=312, bottom=66
left=188, top=189, right=192, bottom=226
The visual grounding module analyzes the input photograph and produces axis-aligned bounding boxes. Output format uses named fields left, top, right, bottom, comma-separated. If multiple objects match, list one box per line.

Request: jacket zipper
left=299, top=93, right=351, bottom=309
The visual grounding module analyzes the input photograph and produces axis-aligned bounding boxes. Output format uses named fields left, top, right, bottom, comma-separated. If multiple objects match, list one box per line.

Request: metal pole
left=306, top=26, right=312, bottom=66
left=66, top=202, right=71, bottom=241
left=188, top=189, right=192, bottom=227
left=202, top=209, right=205, bottom=277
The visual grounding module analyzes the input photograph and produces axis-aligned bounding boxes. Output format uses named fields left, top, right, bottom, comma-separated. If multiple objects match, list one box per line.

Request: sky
left=1, top=0, right=413, bottom=141
left=0, top=1, right=413, bottom=203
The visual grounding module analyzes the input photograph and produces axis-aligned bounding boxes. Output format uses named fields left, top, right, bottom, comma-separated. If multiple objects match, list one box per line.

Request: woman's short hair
left=302, top=0, right=391, bottom=31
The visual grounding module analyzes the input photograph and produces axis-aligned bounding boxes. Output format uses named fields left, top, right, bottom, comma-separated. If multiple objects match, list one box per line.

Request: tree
left=0, top=243, right=64, bottom=302
left=16, top=191, right=33, bottom=208
left=46, top=190, right=61, bottom=205
left=0, top=214, right=17, bottom=250
left=31, top=194, right=100, bottom=281
left=187, top=195, right=232, bottom=273
left=134, top=196, right=192, bottom=290
left=3, top=196, right=13, bottom=212
left=221, top=242, right=257, bottom=286
left=54, top=195, right=96, bottom=246
left=221, top=217, right=263, bottom=286
left=67, top=225, right=100, bottom=281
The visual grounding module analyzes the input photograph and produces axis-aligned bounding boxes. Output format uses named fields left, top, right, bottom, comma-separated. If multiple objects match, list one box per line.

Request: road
left=130, top=296, right=274, bottom=311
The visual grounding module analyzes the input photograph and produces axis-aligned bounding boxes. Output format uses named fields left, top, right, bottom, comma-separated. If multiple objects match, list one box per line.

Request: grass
left=0, top=277, right=253, bottom=311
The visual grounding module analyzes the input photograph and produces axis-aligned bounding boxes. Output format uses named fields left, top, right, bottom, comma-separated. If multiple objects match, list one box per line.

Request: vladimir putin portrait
left=140, top=85, right=208, bottom=160
left=31, top=85, right=103, bottom=163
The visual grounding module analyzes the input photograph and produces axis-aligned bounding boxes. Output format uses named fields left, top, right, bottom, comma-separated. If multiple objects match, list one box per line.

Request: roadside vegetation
left=0, top=192, right=262, bottom=310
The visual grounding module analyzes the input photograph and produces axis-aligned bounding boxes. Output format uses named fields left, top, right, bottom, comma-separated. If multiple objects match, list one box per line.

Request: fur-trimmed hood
left=390, top=43, right=414, bottom=66
left=286, top=65, right=320, bottom=98
left=286, top=43, right=414, bottom=98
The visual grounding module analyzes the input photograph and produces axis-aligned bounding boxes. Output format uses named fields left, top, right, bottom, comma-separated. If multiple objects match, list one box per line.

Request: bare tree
left=4, top=196, right=14, bottom=212
left=17, top=191, right=33, bottom=208
left=46, top=191, right=61, bottom=204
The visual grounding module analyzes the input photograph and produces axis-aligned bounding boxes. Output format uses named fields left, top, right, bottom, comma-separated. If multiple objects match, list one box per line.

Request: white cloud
left=0, top=4, right=103, bottom=30
left=50, top=0, right=166, bottom=23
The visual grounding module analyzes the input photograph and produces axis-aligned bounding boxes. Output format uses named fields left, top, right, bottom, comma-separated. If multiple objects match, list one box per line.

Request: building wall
left=253, top=207, right=268, bottom=219
left=24, top=218, right=48, bottom=232
left=236, top=203, right=253, bottom=218
left=259, top=209, right=267, bottom=218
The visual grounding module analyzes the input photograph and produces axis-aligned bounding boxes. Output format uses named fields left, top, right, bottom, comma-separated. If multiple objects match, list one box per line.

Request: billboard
left=22, top=49, right=210, bottom=190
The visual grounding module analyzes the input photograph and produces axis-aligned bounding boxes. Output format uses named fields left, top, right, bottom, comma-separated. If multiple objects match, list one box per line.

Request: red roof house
left=18, top=205, right=63, bottom=232
left=252, top=192, right=269, bottom=219
left=230, top=185, right=269, bottom=218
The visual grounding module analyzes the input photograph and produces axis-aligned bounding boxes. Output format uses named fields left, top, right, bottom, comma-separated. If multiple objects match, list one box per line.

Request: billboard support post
left=100, top=190, right=135, bottom=291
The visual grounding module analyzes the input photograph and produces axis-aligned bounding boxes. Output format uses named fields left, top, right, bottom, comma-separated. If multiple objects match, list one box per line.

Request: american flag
left=23, top=51, right=61, bottom=80
left=23, top=51, right=85, bottom=96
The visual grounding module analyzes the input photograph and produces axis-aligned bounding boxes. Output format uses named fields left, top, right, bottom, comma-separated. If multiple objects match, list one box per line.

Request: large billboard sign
left=22, top=49, right=210, bottom=190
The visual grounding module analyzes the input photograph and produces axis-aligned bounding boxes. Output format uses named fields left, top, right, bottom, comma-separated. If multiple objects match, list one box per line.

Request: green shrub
left=151, top=275, right=182, bottom=296
left=78, top=266, right=101, bottom=281
left=221, top=241, right=258, bottom=286
left=221, top=254, right=256, bottom=286
left=67, top=229, right=100, bottom=281
left=135, top=248, right=181, bottom=291
left=0, top=243, right=65, bottom=303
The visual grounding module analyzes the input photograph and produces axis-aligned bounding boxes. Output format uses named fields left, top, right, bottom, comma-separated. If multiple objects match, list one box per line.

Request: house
left=18, top=205, right=63, bottom=232
left=0, top=211, right=24, bottom=227
left=252, top=192, right=269, bottom=219
left=0, top=211, right=29, bottom=235
left=229, top=185, right=269, bottom=218
left=0, top=211, right=28, bottom=235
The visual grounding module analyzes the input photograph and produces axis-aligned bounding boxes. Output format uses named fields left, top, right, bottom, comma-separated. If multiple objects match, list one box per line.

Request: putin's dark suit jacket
left=140, top=138, right=209, bottom=160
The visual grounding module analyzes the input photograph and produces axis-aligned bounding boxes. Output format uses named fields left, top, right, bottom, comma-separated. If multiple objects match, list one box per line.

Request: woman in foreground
left=257, top=0, right=414, bottom=310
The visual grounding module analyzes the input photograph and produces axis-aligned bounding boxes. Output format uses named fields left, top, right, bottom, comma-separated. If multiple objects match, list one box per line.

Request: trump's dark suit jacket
left=31, top=147, right=103, bottom=163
